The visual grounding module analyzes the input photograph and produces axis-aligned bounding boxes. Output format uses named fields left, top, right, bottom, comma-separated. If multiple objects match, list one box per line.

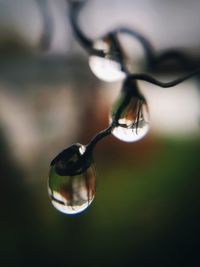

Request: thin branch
left=68, top=1, right=93, bottom=50
left=112, top=27, right=155, bottom=66
left=86, top=125, right=112, bottom=154
left=68, top=1, right=200, bottom=71
left=127, top=68, right=200, bottom=88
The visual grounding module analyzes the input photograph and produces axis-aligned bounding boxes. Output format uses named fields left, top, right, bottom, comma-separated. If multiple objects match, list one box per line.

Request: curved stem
left=68, top=1, right=93, bottom=51
left=68, top=1, right=107, bottom=57
left=127, top=68, right=200, bottom=88
left=112, top=27, right=155, bottom=66
left=68, top=1, right=200, bottom=71
left=107, top=32, right=130, bottom=74
left=86, top=125, right=112, bottom=154
left=111, top=28, right=200, bottom=71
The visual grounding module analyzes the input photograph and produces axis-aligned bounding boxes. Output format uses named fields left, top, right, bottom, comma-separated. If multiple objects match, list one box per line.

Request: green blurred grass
left=1, top=136, right=200, bottom=266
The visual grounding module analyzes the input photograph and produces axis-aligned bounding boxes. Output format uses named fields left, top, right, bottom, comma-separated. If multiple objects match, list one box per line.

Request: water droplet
left=48, top=143, right=95, bottom=215
left=110, top=84, right=150, bottom=142
left=89, top=35, right=127, bottom=82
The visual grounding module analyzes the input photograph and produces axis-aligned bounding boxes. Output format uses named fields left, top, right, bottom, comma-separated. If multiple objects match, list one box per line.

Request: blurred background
left=0, top=0, right=200, bottom=266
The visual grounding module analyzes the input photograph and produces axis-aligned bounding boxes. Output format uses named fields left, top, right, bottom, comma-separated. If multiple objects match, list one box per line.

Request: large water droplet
left=89, top=35, right=127, bottom=82
left=110, top=90, right=150, bottom=142
left=48, top=143, right=95, bottom=215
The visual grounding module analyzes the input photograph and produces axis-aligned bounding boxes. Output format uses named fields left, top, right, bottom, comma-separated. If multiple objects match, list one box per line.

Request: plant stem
left=86, top=125, right=112, bottom=154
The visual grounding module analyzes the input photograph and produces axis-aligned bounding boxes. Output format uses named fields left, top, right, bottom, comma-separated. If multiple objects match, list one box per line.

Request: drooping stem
left=68, top=1, right=200, bottom=71
left=68, top=1, right=108, bottom=57
left=112, top=27, right=155, bottom=66
left=127, top=68, right=200, bottom=88
left=112, top=28, right=199, bottom=70
left=86, top=125, right=112, bottom=155
left=68, top=0, right=154, bottom=68
left=68, top=1, right=93, bottom=51
left=68, top=2, right=155, bottom=66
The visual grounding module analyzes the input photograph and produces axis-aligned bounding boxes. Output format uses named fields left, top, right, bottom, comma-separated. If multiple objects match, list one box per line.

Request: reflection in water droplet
left=89, top=37, right=126, bottom=82
left=48, top=143, right=95, bottom=215
left=110, top=92, right=150, bottom=142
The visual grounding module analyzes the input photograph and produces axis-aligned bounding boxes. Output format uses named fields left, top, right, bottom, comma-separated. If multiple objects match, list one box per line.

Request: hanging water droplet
left=89, top=34, right=127, bottom=82
left=110, top=81, right=150, bottom=142
left=48, top=143, right=95, bottom=215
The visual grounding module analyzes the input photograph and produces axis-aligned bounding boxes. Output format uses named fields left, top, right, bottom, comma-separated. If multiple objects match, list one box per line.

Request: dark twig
left=86, top=125, right=112, bottom=154
left=127, top=68, right=200, bottom=88
left=68, top=1, right=93, bottom=50
left=68, top=1, right=200, bottom=71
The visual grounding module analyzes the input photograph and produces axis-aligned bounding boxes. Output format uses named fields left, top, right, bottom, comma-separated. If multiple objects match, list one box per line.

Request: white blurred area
left=141, top=79, right=200, bottom=136
left=0, top=0, right=199, bottom=170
